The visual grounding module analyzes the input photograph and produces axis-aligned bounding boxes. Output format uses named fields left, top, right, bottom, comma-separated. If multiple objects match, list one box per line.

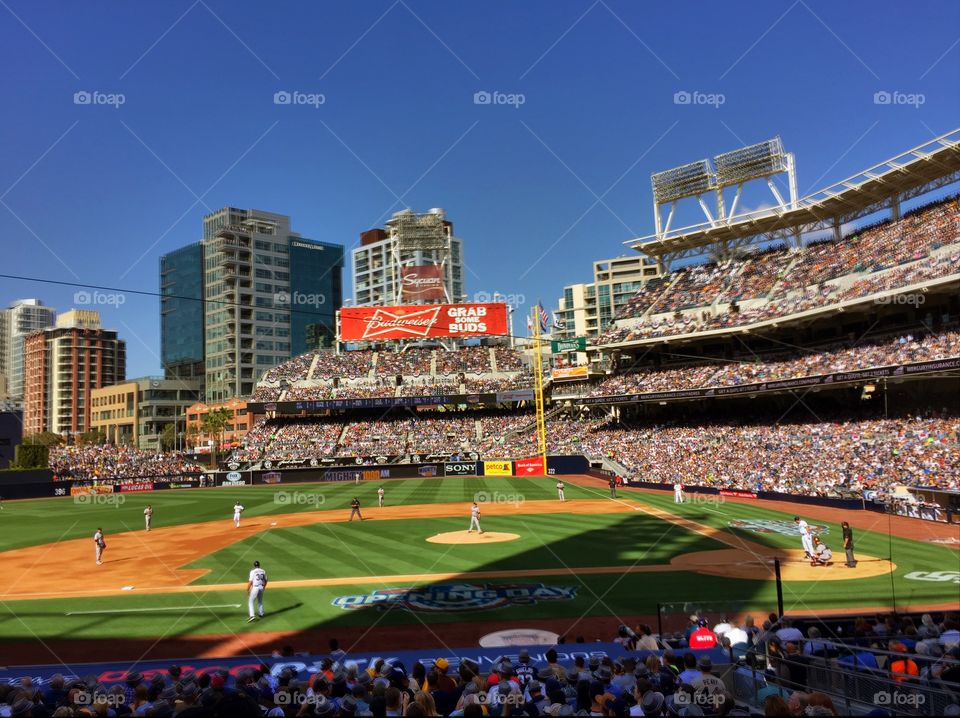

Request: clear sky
left=1, top=0, right=958, bottom=377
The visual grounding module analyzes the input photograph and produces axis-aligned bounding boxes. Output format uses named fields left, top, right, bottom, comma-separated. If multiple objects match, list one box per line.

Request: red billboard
left=514, top=457, right=545, bottom=476
left=401, top=265, right=446, bottom=302
left=339, top=303, right=509, bottom=342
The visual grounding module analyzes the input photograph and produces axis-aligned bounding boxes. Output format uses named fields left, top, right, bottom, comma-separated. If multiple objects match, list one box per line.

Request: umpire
left=842, top=521, right=856, bottom=567
left=349, top=497, right=364, bottom=522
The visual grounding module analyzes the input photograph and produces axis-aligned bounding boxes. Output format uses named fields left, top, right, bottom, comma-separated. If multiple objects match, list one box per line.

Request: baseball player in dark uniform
left=349, top=497, right=363, bottom=521
left=609, top=476, right=618, bottom=499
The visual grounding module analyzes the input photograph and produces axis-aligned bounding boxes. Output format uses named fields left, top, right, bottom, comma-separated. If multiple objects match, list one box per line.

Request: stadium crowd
left=2, top=609, right=957, bottom=717
left=597, top=195, right=959, bottom=345
left=588, top=329, right=960, bottom=397
left=50, top=445, right=204, bottom=481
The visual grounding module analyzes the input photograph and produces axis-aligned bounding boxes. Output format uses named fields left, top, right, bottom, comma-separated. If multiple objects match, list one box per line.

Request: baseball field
left=0, top=475, right=957, bottom=664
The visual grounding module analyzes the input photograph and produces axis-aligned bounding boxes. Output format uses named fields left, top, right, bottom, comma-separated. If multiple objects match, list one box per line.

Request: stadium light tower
left=649, top=137, right=797, bottom=245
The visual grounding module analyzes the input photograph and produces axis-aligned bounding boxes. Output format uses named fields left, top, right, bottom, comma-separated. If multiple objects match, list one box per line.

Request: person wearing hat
left=809, top=536, right=833, bottom=566
left=247, top=560, right=268, bottom=622
left=641, top=690, right=665, bottom=716
left=122, top=671, right=144, bottom=707
left=349, top=497, right=363, bottom=522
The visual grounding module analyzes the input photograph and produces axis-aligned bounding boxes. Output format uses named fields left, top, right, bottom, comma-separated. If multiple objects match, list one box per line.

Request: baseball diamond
left=0, top=475, right=955, bottom=665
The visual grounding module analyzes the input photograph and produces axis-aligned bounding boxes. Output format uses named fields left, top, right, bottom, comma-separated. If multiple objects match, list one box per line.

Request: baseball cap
left=518, top=649, right=530, bottom=663
left=254, top=560, right=260, bottom=567
left=697, top=656, right=712, bottom=670
left=125, top=671, right=144, bottom=683
left=642, top=691, right=665, bottom=714
left=211, top=674, right=225, bottom=689
left=434, top=657, right=449, bottom=671
left=340, top=695, right=359, bottom=715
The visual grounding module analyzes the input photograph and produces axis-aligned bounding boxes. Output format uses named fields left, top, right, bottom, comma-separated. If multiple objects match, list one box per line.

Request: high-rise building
left=22, top=310, right=126, bottom=436
left=0, top=299, right=56, bottom=401
left=554, top=255, right=660, bottom=340
left=352, top=208, right=465, bottom=306
left=161, top=208, right=344, bottom=403
left=160, top=242, right=205, bottom=387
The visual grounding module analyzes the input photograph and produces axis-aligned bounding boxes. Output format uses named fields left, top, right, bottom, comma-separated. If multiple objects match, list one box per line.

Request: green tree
left=201, top=407, right=231, bottom=464
left=21, top=431, right=63, bottom=447
left=78, top=429, right=106, bottom=445
left=160, top=423, right=177, bottom=451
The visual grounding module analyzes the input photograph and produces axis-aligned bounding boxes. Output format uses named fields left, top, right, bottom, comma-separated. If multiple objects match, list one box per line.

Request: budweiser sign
left=402, top=265, right=445, bottom=302
left=340, top=303, right=509, bottom=341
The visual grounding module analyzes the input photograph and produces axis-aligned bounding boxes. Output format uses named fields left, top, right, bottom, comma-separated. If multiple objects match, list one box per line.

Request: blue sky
left=1, top=0, right=958, bottom=378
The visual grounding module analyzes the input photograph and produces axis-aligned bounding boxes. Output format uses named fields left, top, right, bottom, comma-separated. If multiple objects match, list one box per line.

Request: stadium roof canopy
left=627, top=128, right=960, bottom=265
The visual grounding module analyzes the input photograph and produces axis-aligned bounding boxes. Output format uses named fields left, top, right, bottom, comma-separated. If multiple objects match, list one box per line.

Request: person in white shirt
left=674, top=482, right=684, bottom=503
left=247, top=560, right=267, bottom=622
left=556, top=481, right=565, bottom=502
left=93, top=528, right=106, bottom=565
left=378, top=487, right=385, bottom=508
left=233, top=501, right=244, bottom=528
left=795, top=516, right=814, bottom=557
left=144, top=505, right=153, bottom=531
left=468, top=502, right=483, bottom=533
left=712, top=616, right=733, bottom=638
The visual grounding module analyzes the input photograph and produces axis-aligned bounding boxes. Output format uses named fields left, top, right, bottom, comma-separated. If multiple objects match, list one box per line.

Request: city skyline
left=1, top=1, right=958, bottom=378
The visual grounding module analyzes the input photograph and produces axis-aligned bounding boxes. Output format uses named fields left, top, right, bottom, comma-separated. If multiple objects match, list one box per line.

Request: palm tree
left=201, top=407, right=231, bottom=466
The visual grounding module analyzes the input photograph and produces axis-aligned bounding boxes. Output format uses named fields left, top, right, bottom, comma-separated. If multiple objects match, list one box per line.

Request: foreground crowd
left=2, top=611, right=958, bottom=717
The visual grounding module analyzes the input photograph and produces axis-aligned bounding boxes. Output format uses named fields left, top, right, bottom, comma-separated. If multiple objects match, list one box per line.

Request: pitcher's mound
left=427, top=531, right=520, bottom=544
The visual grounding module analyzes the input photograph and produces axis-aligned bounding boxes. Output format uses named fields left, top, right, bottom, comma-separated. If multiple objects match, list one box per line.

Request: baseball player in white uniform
left=556, top=480, right=565, bottom=502
left=378, top=487, right=385, bottom=507
left=233, top=501, right=244, bottom=528
left=247, top=560, right=267, bottom=622
left=674, top=482, right=684, bottom=503
left=795, top=516, right=814, bottom=557
left=94, top=528, right=106, bottom=565
left=468, top=502, right=483, bottom=534
left=144, top=505, right=153, bottom=531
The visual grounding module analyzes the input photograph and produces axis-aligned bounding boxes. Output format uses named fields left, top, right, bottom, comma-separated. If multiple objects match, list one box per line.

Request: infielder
left=144, top=505, right=153, bottom=531
left=674, top=481, right=684, bottom=504
left=556, top=480, right=565, bottom=502
left=94, top=528, right=106, bottom=565
left=349, top=497, right=363, bottom=521
left=378, top=487, right=385, bottom=508
left=247, top=560, right=268, bottom=622
left=468, top=502, right=483, bottom=534
left=233, top=501, right=244, bottom=528
left=795, top=516, right=814, bottom=557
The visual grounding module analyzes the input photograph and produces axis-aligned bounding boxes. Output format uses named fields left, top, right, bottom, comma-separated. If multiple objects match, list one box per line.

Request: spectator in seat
left=677, top=653, right=702, bottom=685
left=888, top=642, right=920, bottom=683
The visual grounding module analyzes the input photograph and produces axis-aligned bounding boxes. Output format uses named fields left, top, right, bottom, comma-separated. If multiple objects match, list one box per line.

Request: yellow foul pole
left=530, top=307, right=548, bottom=473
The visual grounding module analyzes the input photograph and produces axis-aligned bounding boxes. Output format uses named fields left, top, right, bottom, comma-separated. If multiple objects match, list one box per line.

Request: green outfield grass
left=0, top=477, right=955, bottom=645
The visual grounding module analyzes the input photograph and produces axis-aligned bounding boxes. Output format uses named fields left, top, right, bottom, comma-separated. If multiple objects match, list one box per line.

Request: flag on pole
left=537, top=302, right=549, bottom=333
left=552, top=311, right=566, bottom=330
left=526, top=314, right=533, bottom=334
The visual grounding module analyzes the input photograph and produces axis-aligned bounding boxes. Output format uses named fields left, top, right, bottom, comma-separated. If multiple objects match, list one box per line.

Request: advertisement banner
left=514, top=457, right=545, bottom=476
left=118, top=482, right=154, bottom=493
left=551, top=366, right=588, bottom=381
left=444, top=462, right=479, bottom=476
left=70, top=485, right=115, bottom=496
left=262, top=472, right=282, bottom=484
left=484, top=460, right=513, bottom=476
left=401, top=265, right=446, bottom=302
left=719, top=490, right=758, bottom=499
left=551, top=337, right=587, bottom=353
left=339, top=303, right=508, bottom=342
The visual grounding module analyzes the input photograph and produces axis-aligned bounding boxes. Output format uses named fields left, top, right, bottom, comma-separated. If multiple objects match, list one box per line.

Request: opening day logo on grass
left=728, top=519, right=829, bottom=536
left=332, top=583, right=578, bottom=612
